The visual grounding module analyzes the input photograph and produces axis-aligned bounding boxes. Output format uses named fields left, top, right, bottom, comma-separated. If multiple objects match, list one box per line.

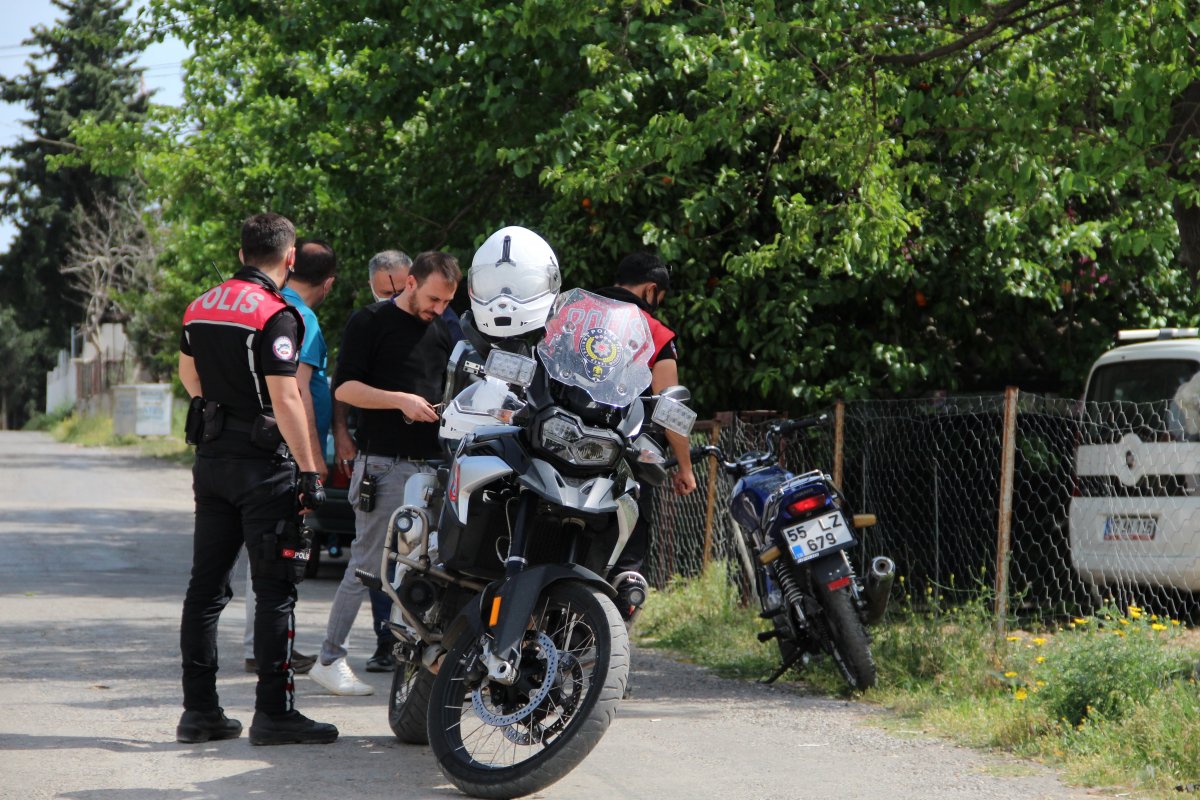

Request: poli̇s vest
left=182, top=274, right=304, bottom=416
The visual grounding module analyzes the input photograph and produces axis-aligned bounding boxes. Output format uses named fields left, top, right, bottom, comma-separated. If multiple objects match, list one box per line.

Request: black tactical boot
left=248, top=710, right=338, bottom=746
left=176, top=708, right=243, bottom=743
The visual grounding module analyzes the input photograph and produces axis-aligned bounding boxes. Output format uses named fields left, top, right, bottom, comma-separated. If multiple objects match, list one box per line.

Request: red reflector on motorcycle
left=282, top=549, right=295, bottom=558
left=827, top=576, right=851, bottom=591
left=788, top=495, right=826, bottom=516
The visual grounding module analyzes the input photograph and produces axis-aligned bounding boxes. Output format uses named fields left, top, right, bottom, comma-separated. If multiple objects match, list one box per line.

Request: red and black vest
left=181, top=268, right=304, bottom=419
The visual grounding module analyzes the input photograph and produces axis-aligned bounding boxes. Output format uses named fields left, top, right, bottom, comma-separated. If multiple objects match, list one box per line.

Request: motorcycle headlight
left=538, top=413, right=623, bottom=468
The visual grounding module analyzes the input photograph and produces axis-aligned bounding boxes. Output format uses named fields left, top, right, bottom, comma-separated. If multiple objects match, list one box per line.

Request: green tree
left=0, top=0, right=148, bottom=426
left=0, top=308, right=46, bottom=430
left=84, top=0, right=1199, bottom=412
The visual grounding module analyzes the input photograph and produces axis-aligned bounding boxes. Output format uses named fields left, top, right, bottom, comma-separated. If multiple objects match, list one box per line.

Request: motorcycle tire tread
left=389, top=659, right=435, bottom=744
left=427, top=583, right=629, bottom=799
left=819, top=584, right=877, bottom=690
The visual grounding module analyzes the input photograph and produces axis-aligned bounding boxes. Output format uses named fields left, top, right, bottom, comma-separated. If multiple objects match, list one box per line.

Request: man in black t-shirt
left=176, top=212, right=337, bottom=746
left=308, top=250, right=462, bottom=696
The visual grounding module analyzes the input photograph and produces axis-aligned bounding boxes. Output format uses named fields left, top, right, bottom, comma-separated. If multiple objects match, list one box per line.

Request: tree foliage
left=82, top=0, right=1200, bottom=412
left=0, top=0, right=148, bottom=425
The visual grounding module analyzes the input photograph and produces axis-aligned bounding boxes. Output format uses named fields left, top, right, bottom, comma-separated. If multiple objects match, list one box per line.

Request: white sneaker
left=309, top=657, right=374, bottom=696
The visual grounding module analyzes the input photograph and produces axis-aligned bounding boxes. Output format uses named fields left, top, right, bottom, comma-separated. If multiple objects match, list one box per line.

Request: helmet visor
left=469, top=262, right=560, bottom=304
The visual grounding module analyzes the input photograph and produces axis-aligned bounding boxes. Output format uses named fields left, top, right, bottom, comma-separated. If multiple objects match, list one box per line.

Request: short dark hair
left=292, top=238, right=338, bottom=285
left=615, top=251, right=671, bottom=292
left=410, top=251, right=462, bottom=286
left=241, top=212, right=296, bottom=266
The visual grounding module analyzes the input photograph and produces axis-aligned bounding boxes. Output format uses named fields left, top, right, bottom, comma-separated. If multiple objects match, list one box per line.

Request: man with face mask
left=593, top=252, right=697, bottom=621
left=309, top=251, right=462, bottom=695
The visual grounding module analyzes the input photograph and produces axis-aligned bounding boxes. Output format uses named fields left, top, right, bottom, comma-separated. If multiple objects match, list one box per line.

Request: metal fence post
left=701, top=420, right=723, bottom=569
left=994, top=386, right=1019, bottom=644
left=833, top=400, right=845, bottom=489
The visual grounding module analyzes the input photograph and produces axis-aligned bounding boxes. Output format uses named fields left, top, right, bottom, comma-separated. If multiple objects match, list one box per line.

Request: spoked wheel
left=428, top=582, right=628, bottom=799
left=816, top=583, right=877, bottom=690
left=389, top=653, right=434, bottom=744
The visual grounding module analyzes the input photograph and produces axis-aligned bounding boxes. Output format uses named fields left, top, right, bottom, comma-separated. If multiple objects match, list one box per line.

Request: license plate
left=1103, top=515, right=1157, bottom=541
left=782, top=511, right=855, bottom=563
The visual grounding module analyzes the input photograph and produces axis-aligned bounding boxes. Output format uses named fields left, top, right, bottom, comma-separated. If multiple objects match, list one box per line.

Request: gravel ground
left=0, top=431, right=1122, bottom=800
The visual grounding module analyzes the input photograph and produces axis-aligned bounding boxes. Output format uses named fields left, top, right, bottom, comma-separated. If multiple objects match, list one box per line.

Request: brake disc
left=471, top=632, right=560, bottom=728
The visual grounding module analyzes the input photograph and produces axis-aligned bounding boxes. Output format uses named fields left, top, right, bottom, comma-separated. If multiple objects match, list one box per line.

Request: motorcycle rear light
left=787, top=494, right=827, bottom=517
left=827, top=575, right=851, bottom=591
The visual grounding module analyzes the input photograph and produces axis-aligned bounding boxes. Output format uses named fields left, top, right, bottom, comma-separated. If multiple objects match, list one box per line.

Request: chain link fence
left=642, top=392, right=1200, bottom=625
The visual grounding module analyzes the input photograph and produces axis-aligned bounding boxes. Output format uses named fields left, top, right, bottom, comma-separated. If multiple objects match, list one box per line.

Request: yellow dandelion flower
left=1119, top=618, right=1131, bottom=626
left=1004, top=671, right=1018, bottom=678
left=1014, top=688, right=1028, bottom=701
left=1152, top=623, right=1167, bottom=631
left=1172, top=619, right=1182, bottom=626
left=1129, top=608, right=1142, bottom=619
left=1114, top=630, right=1126, bottom=637
left=1006, top=635, right=1020, bottom=642
left=1036, top=680, right=1046, bottom=686
left=1033, top=637, right=1046, bottom=646
left=1073, top=617, right=1089, bottom=625
left=1128, top=604, right=1141, bottom=612
left=1036, top=656, right=1046, bottom=663
left=1151, top=614, right=1159, bottom=621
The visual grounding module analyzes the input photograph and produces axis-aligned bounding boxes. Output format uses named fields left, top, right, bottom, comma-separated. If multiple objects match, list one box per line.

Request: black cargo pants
left=180, top=453, right=299, bottom=716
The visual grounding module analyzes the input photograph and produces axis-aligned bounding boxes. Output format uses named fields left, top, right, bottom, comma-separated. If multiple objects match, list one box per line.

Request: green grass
left=47, top=402, right=192, bottom=464
left=638, top=566, right=1200, bottom=799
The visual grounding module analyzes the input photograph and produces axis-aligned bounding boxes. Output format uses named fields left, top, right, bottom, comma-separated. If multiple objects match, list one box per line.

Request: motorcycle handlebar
left=775, top=413, right=830, bottom=434
left=689, top=413, right=830, bottom=476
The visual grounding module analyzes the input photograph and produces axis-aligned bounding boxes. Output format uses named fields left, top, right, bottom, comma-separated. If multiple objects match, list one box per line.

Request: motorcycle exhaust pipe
left=861, top=556, right=895, bottom=625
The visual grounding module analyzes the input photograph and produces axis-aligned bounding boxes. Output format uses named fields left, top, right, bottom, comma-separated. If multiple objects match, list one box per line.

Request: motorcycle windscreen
left=536, top=288, right=654, bottom=408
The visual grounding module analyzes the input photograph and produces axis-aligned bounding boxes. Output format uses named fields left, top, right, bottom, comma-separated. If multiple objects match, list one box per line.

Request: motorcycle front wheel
left=427, top=582, right=628, bottom=799
left=389, top=654, right=434, bottom=744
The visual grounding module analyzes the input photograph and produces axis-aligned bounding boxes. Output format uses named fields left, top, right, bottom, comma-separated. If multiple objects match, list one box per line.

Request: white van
left=1069, top=329, right=1200, bottom=591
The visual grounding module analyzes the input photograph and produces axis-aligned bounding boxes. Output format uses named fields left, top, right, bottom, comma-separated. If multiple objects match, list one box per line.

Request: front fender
left=445, top=564, right=616, bottom=659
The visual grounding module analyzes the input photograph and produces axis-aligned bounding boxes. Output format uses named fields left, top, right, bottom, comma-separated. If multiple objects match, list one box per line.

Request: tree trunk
left=1166, top=80, right=1200, bottom=287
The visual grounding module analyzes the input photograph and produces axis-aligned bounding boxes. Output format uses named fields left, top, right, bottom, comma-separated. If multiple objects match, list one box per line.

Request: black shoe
left=176, top=708, right=243, bottom=743
left=248, top=710, right=338, bottom=746
left=365, top=645, right=396, bottom=673
left=292, top=651, right=317, bottom=675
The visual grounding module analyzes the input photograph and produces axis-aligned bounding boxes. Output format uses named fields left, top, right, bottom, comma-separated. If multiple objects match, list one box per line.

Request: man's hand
left=299, top=472, right=326, bottom=510
left=334, top=431, right=357, bottom=478
left=672, top=465, right=697, bottom=496
left=396, top=392, right=439, bottom=423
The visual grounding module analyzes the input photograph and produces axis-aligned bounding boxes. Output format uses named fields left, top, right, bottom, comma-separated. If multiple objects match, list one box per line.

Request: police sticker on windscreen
left=272, top=336, right=296, bottom=360
left=580, top=327, right=621, bottom=382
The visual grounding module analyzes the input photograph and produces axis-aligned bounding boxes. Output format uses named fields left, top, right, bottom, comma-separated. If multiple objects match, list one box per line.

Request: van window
left=1087, top=359, right=1200, bottom=403
left=1083, top=359, right=1200, bottom=443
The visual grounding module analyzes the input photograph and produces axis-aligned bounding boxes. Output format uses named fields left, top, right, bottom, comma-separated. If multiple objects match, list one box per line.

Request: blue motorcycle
left=694, top=415, right=895, bottom=689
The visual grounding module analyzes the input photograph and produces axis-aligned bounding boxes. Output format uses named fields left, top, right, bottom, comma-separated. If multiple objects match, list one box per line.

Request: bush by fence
left=644, top=391, right=1200, bottom=627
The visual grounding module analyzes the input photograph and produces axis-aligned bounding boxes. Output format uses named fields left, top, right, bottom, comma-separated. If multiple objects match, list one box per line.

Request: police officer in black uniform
left=176, top=212, right=337, bottom=746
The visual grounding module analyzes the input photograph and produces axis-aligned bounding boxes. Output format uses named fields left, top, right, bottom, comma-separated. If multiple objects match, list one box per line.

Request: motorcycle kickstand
left=761, top=650, right=805, bottom=685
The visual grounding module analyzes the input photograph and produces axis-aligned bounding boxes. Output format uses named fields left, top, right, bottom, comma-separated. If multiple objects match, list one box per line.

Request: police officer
left=594, top=252, right=697, bottom=615
left=176, top=212, right=338, bottom=746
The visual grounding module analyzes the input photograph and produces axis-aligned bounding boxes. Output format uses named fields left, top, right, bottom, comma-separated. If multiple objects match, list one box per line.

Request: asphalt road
left=0, top=431, right=1112, bottom=800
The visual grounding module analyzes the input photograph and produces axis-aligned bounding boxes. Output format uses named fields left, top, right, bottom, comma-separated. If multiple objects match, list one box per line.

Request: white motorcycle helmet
left=469, top=226, right=561, bottom=338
